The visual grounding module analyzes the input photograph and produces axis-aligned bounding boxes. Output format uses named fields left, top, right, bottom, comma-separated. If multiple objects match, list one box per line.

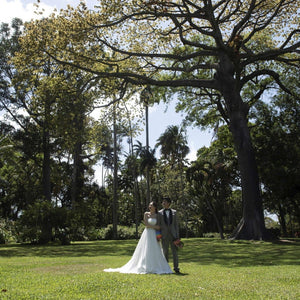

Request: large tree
left=20, top=0, right=299, bottom=239
left=251, top=96, right=300, bottom=236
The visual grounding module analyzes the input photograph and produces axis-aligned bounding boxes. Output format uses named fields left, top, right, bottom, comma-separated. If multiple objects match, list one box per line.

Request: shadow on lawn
left=0, top=240, right=135, bottom=258
left=0, top=238, right=299, bottom=267
left=182, top=238, right=300, bottom=267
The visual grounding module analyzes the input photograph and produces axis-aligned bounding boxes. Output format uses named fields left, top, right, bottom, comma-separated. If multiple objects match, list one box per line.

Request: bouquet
left=173, top=238, right=184, bottom=249
left=156, top=230, right=162, bottom=241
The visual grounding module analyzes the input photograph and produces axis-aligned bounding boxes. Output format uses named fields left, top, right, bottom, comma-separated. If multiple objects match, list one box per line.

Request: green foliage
left=155, top=125, right=190, bottom=164
left=251, top=89, right=300, bottom=236
left=186, top=127, right=241, bottom=237
left=203, top=232, right=225, bottom=238
left=0, top=219, right=17, bottom=244
left=1, top=5, right=300, bottom=243
left=97, top=224, right=144, bottom=240
left=15, top=201, right=57, bottom=244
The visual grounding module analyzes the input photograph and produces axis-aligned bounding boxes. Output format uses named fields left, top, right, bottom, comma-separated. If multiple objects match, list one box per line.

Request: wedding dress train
left=104, top=218, right=172, bottom=274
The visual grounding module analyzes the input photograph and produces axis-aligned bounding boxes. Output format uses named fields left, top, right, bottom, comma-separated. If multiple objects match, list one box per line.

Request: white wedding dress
left=104, top=218, right=172, bottom=274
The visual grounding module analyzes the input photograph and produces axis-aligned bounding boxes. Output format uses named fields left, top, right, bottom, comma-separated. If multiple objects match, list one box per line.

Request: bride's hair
left=151, top=201, right=158, bottom=213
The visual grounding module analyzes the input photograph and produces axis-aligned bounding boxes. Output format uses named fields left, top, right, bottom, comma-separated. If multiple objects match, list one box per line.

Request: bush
left=266, top=227, right=281, bottom=239
left=95, top=225, right=114, bottom=240
left=180, top=218, right=204, bottom=238
left=55, top=228, right=71, bottom=245
left=0, top=219, right=17, bottom=244
left=203, top=232, right=221, bottom=238
left=96, top=224, right=144, bottom=240
left=15, top=202, right=52, bottom=244
left=180, top=227, right=197, bottom=238
left=0, top=232, right=5, bottom=244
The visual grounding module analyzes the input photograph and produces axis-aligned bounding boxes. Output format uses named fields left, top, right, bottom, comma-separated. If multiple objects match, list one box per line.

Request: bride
left=104, top=201, right=172, bottom=274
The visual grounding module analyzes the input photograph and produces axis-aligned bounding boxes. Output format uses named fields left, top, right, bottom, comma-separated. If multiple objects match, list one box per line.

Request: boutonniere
left=173, top=238, right=184, bottom=249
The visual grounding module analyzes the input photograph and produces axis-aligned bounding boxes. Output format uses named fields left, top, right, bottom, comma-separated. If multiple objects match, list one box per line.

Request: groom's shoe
left=174, top=269, right=180, bottom=274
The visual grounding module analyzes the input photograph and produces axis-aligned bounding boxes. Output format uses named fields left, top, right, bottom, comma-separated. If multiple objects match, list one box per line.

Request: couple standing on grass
left=104, top=197, right=181, bottom=274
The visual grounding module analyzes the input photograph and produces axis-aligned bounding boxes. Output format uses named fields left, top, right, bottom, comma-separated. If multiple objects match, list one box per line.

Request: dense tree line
left=0, top=0, right=299, bottom=244
left=22, top=0, right=299, bottom=240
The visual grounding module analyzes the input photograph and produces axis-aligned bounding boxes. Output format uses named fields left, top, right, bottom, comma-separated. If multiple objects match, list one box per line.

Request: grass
left=0, top=238, right=299, bottom=299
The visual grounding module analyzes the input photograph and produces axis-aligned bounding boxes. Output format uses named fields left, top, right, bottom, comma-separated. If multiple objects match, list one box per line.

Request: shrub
left=0, top=232, right=5, bottom=244
left=96, top=224, right=144, bottom=240
left=203, top=232, right=221, bottom=238
left=0, top=219, right=17, bottom=244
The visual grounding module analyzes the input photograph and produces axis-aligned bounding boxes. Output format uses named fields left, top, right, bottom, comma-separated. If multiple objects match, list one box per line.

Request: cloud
left=0, top=0, right=101, bottom=24
left=0, top=0, right=57, bottom=23
left=186, top=148, right=197, bottom=162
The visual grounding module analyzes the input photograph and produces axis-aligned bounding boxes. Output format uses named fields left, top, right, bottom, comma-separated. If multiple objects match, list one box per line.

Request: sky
left=1, top=0, right=214, bottom=162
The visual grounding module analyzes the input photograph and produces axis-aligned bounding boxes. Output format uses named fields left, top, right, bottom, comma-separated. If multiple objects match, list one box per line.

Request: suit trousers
left=161, top=236, right=179, bottom=272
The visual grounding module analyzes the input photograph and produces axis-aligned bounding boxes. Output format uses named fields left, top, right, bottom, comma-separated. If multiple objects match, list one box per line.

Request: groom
left=158, top=197, right=180, bottom=273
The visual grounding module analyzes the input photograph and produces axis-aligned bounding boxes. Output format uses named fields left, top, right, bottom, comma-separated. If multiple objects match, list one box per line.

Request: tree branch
left=241, top=69, right=293, bottom=95
left=45, top=50, right=218, bottom=89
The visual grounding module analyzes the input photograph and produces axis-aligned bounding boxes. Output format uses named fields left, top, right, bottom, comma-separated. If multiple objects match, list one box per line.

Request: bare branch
left=45, top=49, right=217, bottom=89
left=95, top=35, right=216, bottom=61
left=241, top=69, right=293, bottom=95
left=230, top=0, right=257, bottom=40
left=244, top=0, right=292, bottom=44
left=241, top=40, right=300, bottom=67
left=280, top=29, right=300, bottom=49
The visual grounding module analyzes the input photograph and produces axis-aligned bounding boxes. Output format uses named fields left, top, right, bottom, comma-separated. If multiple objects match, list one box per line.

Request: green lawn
left=0, top=238, right=299, bottom=299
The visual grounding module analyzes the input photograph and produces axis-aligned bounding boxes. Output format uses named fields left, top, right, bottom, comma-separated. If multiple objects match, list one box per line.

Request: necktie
left=165, top=209, right=170, bottom=224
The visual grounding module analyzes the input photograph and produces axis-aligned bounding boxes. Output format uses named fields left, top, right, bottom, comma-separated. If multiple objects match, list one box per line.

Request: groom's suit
left=158, top=208, right=180, bottom=272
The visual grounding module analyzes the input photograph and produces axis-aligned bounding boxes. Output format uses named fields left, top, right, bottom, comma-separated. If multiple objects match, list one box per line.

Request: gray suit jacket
left=158, top=208, right=179, bottom=240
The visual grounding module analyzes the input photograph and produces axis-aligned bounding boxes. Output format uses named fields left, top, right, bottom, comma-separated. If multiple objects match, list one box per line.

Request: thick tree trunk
left=229, top=114, right=267, bottom=239
left=217, top=53, right=268, bottom=240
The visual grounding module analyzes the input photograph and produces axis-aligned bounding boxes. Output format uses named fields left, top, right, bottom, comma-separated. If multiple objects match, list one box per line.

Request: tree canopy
left=3, top=0, right=300, bottom=241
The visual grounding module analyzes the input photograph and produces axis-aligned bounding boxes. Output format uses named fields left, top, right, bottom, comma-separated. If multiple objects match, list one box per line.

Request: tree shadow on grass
left=181, top=238, right=300, bottom=267
left=0, top=240, right=137, bottom=258
left=0, top=238, right=299, bottom=268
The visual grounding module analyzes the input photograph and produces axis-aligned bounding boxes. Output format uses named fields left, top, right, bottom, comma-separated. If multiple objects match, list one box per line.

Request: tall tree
left=156, top=125, right=190, bottom=166
left=156, top=124, right=189, bottom=207
left=140, top=87, right=152, bottom=206
left=187, top=146, right=237, bottom=239
left=134, top=140, right=157, bottom=211
left=0, top=18, right=22, bottom=114
left=92, top=85, right=141, bottom=239
left=251, top=95, right=300, bottom=236
left=21, top=1, right=300, bottom=239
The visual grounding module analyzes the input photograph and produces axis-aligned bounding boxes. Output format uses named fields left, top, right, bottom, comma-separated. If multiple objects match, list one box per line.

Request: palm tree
left=156, top=125, right=190, bottom=217
left=140, top=87, right=152, bottom=205
left=155, top=125, right=190, bottom=166
left=134, top=141, right=157, bottom=172
left=134, top=141, right=157, bottom=210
